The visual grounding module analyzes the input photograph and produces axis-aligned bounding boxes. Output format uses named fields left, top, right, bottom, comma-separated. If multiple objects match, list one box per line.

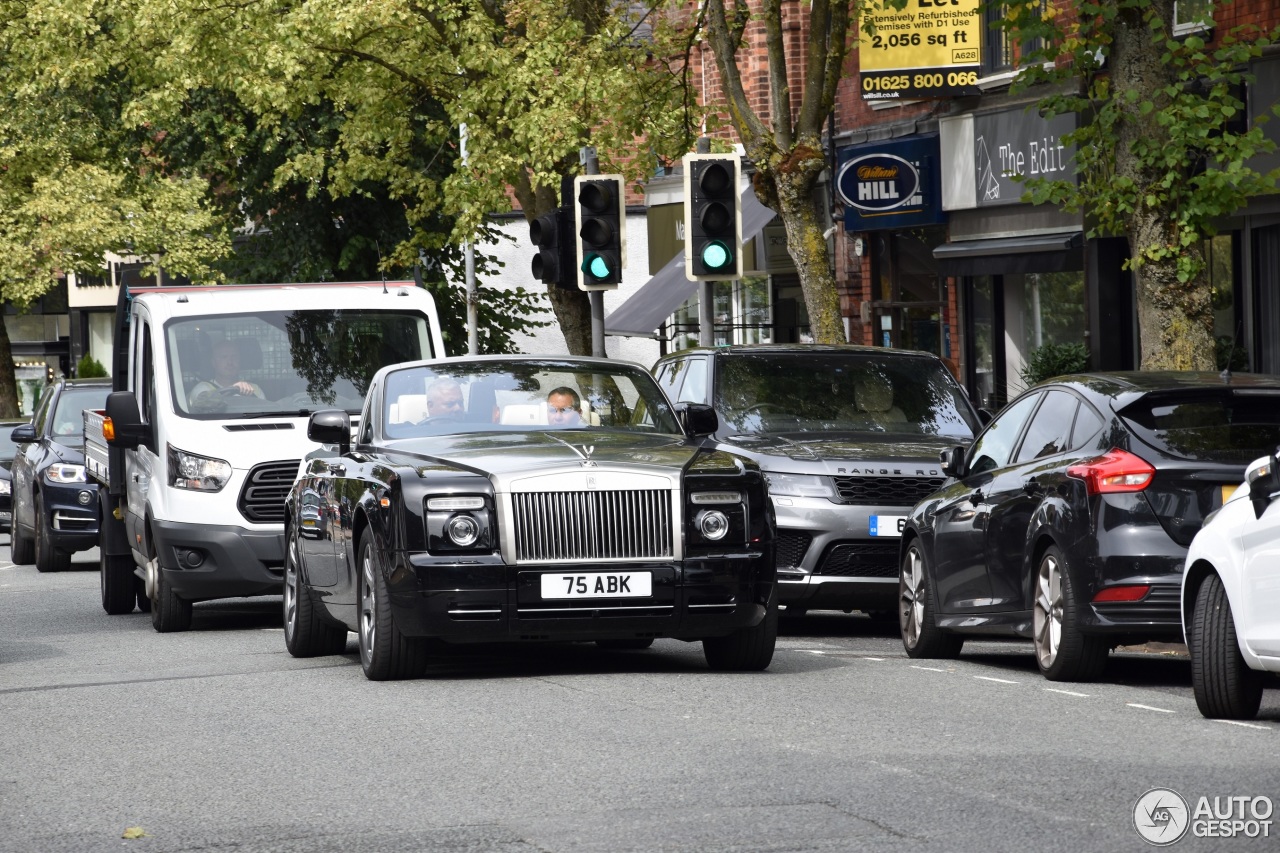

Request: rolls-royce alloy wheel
left=899, top=541, right=962, bottom=659
left=283, top=528, right=347, bottom=658
left=1033, top=546, right=1106, bottom=682
left=357, top=532, right=427, bottom=680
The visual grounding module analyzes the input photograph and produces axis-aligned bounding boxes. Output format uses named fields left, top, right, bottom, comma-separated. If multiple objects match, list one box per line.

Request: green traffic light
left=584, top=253, right=613, bottom=280
left=701, top=240, right=731, bottom=270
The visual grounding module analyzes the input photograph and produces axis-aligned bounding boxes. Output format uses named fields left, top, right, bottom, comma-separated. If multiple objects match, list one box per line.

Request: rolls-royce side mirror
left=680, top=403, right=719, bottom=437
left=308, top=409, right=351, bottom=455
left=9, top=423, right=35, bottom=444
left=940, top=446, right=967, bottom=479
left=1246, top=453, right=1279, bottom=520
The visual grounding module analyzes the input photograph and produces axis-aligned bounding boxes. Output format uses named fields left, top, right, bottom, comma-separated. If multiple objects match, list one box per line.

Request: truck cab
left=92, top=281, right=445, bottom=631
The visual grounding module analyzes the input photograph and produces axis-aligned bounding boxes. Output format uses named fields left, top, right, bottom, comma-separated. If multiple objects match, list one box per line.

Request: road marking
left=974, top=675, right=1019, bottom=684
left=796, top=649, right=826, bottom=655
left=1213, top=719, right=1271, bottom=731
left=910, top=665, right=949, bottom=673
left=1127, top=703, right=1175, bottom=713
left=1044, top=688, right=1091, bottom=698
left=863, top=657, right=886, bottom=661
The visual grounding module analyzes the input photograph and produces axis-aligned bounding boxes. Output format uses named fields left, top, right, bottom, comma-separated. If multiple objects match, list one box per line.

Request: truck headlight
left=168, top=444, right=232, bottom=492
left=47, top=464, right=87, bottom=484
left=763, top=472, right=834, bottom=499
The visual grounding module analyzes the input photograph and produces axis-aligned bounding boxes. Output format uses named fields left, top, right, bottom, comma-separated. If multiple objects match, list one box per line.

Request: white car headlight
left=168, top=444, right=232, bottom=492
left=47, top=464, right=87, bottom=484
left=764, top=472, right=834, bottom=499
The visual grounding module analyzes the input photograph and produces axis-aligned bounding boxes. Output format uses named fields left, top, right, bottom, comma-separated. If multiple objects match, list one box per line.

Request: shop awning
left=932, top=231, right=1084, bottom=277
left=605, top=187, right=777, bottom=338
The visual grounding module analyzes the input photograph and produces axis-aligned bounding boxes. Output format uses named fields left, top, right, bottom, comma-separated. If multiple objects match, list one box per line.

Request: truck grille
left=238, top=459, right=300, bottom=524
left=832, top=475, right=945, bottom=506
left=511, top=490, right=673, bottom=562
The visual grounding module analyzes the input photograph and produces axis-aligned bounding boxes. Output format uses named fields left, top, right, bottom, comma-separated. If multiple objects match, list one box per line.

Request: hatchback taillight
left=1066, top=449, right=1155, bottom=495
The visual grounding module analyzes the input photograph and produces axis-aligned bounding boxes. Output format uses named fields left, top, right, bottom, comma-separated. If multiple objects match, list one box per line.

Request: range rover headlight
left=445, top=514, right=481, bottom=547
left=696, top=509, right=730, bottom=541
left=763, top=472, right=834, bottom=499
left=167, top=444, right=232, bottom=492
left=47, top=464, right=87, bottom=484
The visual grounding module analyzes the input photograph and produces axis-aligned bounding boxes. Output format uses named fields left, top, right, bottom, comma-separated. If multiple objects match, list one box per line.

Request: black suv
left=10, top=378, right=111, bottom=572
left=653, top=345, right=982, bottom=616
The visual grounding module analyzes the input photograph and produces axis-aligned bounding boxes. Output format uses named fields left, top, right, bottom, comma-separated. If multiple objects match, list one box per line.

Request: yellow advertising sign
left=859, top=0, right=982, bottom=100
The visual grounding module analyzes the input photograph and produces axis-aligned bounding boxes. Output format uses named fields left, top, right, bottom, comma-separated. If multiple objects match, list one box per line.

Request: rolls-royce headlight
left=763, top=472, right=834, bottom=499
left=691, top=491, right=742, bottom=504
left=47, top=464, right=87, bottom=484
left=0, top=479, right=11, bottom=495
left=696, top=509, right=730, bottom=541
left=445, top=514, right=481, bottom=547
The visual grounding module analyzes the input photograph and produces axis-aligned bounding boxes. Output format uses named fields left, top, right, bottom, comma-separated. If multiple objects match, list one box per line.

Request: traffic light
left=683, top=152, right=742, bottom=281
left=529, top=208, right=574, bottom=289
left=574, top=174, right=626, bottom=290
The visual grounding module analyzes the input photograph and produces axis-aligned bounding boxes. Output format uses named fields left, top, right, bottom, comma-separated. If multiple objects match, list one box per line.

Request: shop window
left=665, top=275, right=779, bottom=352
left=1206, top=233, right=1246, bottom=370
left=1007, top=270, right=1086, bottom=395
left=1173, top=0, right=1213, bottom=36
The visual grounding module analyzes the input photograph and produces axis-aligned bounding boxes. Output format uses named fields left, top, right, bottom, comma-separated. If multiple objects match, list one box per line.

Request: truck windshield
left=167, top=309, right=434, bottom=418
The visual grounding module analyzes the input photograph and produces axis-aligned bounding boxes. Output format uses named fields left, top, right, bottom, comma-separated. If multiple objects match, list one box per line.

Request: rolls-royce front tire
left=703, top=600, right=777, bottom=672
left=357, top=532, right=428, bottom=680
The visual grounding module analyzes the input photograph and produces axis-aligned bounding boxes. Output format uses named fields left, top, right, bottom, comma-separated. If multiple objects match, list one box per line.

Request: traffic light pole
left=581, top=147, right=606, bottom=358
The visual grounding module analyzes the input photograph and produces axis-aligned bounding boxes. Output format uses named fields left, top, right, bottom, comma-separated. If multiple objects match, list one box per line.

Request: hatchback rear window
left=1119, top=390, right=1280, bottom=463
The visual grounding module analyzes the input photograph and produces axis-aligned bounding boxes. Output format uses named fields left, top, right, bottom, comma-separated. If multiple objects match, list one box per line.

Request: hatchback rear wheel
left=1033, top=546, right=1107, bottom=681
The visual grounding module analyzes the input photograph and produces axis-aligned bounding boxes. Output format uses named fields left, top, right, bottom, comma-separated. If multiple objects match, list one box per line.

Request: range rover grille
left=832, top=475, right=945, bottom=506
left=511, top=490, right=673, bottom=562
left=238, top=459, right=300, bottom=524
left=813, top=542, right=900, bottom=578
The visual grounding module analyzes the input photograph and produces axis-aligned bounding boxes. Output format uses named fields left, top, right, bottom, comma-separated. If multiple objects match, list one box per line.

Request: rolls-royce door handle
left=967, top=489, right=984, bottom=506
left=1023, top=477, right=1042, bottom=495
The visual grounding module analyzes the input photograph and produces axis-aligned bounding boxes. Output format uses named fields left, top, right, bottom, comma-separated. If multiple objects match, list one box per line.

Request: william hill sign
left=838, top=135, right=944, bottom=231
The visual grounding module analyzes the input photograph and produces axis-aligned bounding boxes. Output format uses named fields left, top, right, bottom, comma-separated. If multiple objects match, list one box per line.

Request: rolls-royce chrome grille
left=512, top=490, right=673, bottom=562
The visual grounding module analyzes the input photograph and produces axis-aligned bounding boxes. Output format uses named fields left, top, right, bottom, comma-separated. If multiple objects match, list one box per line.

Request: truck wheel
left=1191, top=573, right=1264, bottom=720
left=150, top=562, right=192, bottom=633
left=100, top=551, right=137, bottom=615
left=357, top=532, right=427, bottom=680
left=703, top=599, right=778, bottom=672
left=34, top=493, right=71, bottom=573
left=10, top=523, right=34, bottom=564
left=283, top=528, right=347, bottom=657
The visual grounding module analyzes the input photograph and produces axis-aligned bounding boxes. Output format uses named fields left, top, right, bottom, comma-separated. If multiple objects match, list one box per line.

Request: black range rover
left=653, top=345, right=982, bottom=617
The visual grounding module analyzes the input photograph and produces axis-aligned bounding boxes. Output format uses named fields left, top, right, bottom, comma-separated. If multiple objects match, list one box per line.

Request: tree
left=132, top=0, right=692, bottom=355
left=0, top=0, right=231, bottom=416
left=1003, top=0, right=1280, bottom=370
left=693, top=0, right=878, bottom=344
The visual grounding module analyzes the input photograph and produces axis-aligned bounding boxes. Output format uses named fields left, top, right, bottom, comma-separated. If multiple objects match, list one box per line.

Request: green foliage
left=1021, top=342, right=1090, bottom=387
left=1000, top=0, right=1280, bottom=284
left=75, top=354, right=109, bottom=379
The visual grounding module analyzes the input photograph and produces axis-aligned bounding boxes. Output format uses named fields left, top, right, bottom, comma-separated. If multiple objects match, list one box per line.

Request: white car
left=1182, top=451, right=1280, bottom=719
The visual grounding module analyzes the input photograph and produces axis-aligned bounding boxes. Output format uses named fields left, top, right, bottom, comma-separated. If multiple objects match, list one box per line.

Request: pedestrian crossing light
left=684, top=153, right=743, bottom=281
left=574, top=174, right=626, bottom=291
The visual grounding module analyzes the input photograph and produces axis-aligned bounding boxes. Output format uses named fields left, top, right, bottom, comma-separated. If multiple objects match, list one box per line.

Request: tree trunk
left=755, top=145, right=844, bottom=345
left=1111, top=0, right=1216, bottom=371
left=0, top=318, right=21, bottom=418
left=545, top=286, right=594, bottom=356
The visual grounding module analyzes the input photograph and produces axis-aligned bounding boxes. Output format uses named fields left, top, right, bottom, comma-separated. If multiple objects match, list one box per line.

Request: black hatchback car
left=10, top=378, right=111, bottom=572
left=899, top=372, right=1280, bottom=681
